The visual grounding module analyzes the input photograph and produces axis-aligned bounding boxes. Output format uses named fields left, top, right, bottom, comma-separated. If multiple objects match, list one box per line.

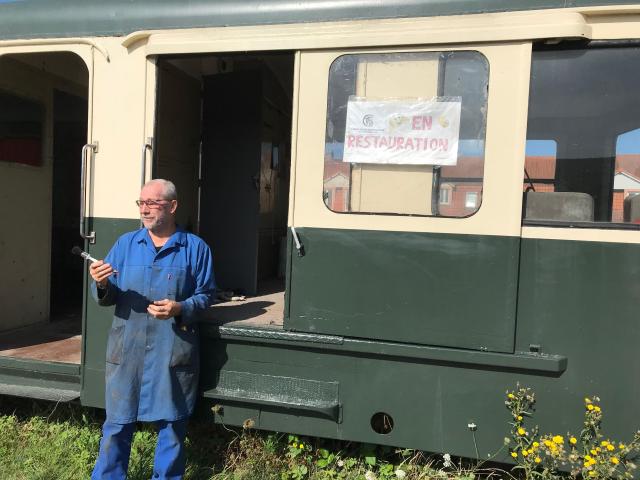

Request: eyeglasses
left=135, top=199, right=171, bottom=208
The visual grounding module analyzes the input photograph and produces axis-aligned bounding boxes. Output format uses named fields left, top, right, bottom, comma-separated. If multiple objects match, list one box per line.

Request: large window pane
left=524, top=46, right=640, bottom=226
left=324, top=51, right=489, bottom=217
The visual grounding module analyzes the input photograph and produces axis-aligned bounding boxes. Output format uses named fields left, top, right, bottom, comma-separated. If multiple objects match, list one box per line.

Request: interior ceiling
left=1, top=52, right=89, bottom=89
left=167, top=53, right=294, bottom=99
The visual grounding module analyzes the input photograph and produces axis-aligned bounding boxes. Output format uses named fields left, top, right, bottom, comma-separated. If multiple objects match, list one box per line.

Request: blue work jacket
left=92, top=228, right=215, bottom=423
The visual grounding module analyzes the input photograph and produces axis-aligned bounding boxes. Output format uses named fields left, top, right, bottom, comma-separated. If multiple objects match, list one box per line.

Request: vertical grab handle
left=141, top=138, right=153, bottom=187
left=80, top=142, right=99, bottom=244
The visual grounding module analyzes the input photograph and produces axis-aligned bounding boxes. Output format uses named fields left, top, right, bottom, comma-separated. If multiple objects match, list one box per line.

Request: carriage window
left=324, top=51, right=488, bottom=217
left=0, top=91, right=43, bottom=167
left=524, top=46, right=640, bottom=226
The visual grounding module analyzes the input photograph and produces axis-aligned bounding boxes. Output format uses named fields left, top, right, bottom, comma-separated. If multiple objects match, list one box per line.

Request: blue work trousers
left=91, top=419, right=188, bottom=480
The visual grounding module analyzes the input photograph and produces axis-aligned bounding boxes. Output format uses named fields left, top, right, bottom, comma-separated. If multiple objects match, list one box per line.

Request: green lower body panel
left=287, top=228, right=520, bottom=353
left=79, top=218, right=640, bottom=460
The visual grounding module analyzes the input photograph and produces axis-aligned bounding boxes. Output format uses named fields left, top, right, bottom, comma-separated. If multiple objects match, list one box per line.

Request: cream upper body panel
left=291, top=43, right=530, bottom=237
left=3, top=5, right=640, bottom=230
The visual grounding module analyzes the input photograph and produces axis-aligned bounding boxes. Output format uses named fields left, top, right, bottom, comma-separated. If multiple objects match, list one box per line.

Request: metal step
left=0, top=382, right=79, bottom=402
left=0, top=357, right=80, bottom=402
left=203, top=370, right=341, bottom=422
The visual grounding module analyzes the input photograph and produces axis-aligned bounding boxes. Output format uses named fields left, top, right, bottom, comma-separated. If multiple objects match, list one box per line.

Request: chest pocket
left=150, top=267, right=187, bottom=301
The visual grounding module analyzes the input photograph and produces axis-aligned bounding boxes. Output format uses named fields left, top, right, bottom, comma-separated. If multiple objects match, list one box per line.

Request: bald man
left=89, top=179, right=215, bottom=479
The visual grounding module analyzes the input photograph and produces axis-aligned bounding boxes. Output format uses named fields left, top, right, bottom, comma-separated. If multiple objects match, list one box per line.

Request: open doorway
left=0, top=52, right=89, bottom=363
left=153, top=52, right=294, bottom=329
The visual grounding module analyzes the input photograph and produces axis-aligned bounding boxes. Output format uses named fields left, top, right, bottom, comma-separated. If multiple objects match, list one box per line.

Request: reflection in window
left=0, top=91, right=44, bottom=167
left=615, top=129, right=640, bottom=223
left=323, top=51, right=489, bottom=217
left=524, top=46, right=640, bottom=226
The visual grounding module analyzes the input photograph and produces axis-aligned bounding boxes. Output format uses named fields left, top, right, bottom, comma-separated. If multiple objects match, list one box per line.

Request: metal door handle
left=80, top=142, right=99, bottom=243
left=141, top=138, right=153, bottom=187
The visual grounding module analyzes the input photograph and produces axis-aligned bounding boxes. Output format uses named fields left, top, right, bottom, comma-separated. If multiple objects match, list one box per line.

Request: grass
left=0, top=395, right=515, bottom=480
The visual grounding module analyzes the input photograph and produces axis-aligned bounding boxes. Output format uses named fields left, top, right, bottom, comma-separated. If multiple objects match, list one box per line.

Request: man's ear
left=170, top=199, right=178, bottom=214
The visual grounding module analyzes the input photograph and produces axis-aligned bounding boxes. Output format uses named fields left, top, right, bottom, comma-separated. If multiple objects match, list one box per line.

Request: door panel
left=286, top=44, right=532, bottom=352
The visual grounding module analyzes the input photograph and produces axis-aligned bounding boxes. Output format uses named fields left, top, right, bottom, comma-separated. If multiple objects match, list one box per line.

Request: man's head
left=138, top=179, right=178, bottom=234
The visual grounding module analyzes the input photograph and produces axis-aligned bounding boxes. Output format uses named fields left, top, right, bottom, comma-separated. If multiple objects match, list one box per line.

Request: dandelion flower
left=511, top=452, right=518, bottom=458
left=517, top=415, right=523, bottom=421
left=612, top=457, right=620, bottom=465
left=607, top=445, right=615, bottom=451
left=508, top=393, right=515, bottom=399
left=533, top=441, right=540, bottom=448
left=594, top=406, right=601, bottom=413
left=518, top=427, right=526, bottom=435
left=569, top=437, right=577, bottom=444
left=619, top=444, right=626, bottom=450
left=587, top=404, right=595, bottom=411
left=299, top=444, right=304, bottom=449
left=522, top=450, right=529, bottom=457
left=585, top=398, right=592, bottom=404
left=553, top=435, right=564, bottom=444
left=535, top=457, right=541, bottom=463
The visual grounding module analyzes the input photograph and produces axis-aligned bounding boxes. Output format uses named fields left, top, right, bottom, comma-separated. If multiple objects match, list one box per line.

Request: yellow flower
left=570, top=437, right=577, bottom=445
left=619, top=443, right=626, bottom=450
left=612, top=457, right=620, bottom=465
left=535, top=457, right=541, bottom=463
left=552, top=435, right=564, bottom=444
left=544, top=440, right=553, bottom=447
left=517, top=427, right=526, bottom=435
left=511, top=452, right=518, bottom=458
left=522, top=450, right=529, bottom=457
left=508, top=393, right=515, bottom=399
left=585, top=455, right=593, bottom=462
left=589, top=471, right=596, bottom=476
left=585, top=398, right=592, bottom=404
left=533, top=441, right=540, bottom=448
left=299, top=443, right=304, bottom=449
left=607, top=445, right=615, bottom=451
left=601, top=441, right=609, bottom=447
left=594, top=406, right=601, bottom=413
left=590, top=449, right=597, bottom=455
left=587, top=404, right=595, bottom=411
left=517, top=416, right=523, bottom=421
left=293, top=443, right=298, bottom=448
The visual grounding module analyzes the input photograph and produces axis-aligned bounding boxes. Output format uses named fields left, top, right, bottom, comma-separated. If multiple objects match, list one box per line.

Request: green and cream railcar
left=1, top=0, right=640, bottom=460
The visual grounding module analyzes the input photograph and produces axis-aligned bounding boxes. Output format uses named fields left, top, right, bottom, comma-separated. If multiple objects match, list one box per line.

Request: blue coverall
left=91, top=228, right=215, bottom=479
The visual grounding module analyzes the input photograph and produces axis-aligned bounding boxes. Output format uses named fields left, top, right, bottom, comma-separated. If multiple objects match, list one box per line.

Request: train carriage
left=1, top=0, right=640, bottom=462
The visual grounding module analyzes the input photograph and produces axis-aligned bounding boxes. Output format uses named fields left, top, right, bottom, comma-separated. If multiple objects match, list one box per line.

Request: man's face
left=138, top=183, right=177, bottom=232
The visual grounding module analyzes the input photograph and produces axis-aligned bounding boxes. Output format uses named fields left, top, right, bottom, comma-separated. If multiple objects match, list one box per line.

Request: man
left=89, top=179, right=215, bottom=479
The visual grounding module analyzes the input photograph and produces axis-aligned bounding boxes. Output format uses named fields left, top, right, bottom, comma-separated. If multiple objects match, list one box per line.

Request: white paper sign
left=343, top=97, right=461, bottom=166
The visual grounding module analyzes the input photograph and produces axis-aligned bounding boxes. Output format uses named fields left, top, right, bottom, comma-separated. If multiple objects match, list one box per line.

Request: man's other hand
left=148, top=299, right=182, bottom=319
left=90, top=260, right=114, bottom=288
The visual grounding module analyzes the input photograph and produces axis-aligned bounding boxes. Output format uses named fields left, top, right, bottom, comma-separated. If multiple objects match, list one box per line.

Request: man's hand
left=147, top=299, right=182, bottom=320
left=90, top=260, right=114, bottom=288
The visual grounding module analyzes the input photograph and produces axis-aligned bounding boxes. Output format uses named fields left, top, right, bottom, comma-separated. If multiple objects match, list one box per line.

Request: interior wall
left=158, top=54, right=293, bottom=293
left=154, top=61, right=201, bottom=231
left=0, top=53, right=87, bottom=332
